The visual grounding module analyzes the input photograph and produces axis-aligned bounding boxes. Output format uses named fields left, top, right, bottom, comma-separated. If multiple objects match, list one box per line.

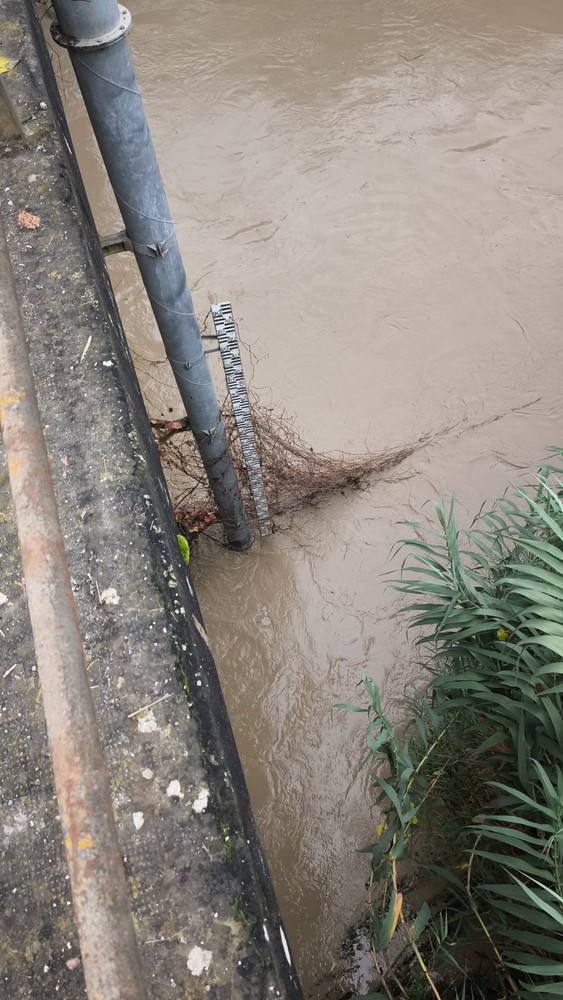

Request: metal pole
left=0, top=214, right=149, bottom=1000
left=50, top=0, right=253, bottom=550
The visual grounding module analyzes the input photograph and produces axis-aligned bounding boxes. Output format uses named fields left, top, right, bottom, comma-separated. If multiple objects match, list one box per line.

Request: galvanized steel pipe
left=0, top=214, right=149, bottom=1000
left=50, top=0, right=253, bottom=549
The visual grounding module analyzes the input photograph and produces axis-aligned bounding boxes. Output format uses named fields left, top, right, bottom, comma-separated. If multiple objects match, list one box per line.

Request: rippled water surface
left=57, top=0, right=563, bottom=991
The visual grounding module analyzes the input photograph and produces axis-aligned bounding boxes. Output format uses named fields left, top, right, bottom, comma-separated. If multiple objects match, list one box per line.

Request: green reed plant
left=343, top=451, right=563, bottom=1000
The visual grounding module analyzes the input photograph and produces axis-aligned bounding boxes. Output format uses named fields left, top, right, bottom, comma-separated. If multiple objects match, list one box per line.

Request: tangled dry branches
left=152, top=396, right=417, bottom=539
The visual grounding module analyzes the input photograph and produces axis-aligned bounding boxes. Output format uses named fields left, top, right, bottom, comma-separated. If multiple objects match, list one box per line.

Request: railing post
left=50, top=0, right=253, bottom=550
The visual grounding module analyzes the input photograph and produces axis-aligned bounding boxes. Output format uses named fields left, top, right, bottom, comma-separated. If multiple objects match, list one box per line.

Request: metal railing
left=0, top=213, right=149, bottom=1000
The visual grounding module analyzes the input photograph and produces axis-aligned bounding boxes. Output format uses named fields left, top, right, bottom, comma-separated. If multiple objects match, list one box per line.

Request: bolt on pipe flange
left=51, top=4, right=131, bottom=51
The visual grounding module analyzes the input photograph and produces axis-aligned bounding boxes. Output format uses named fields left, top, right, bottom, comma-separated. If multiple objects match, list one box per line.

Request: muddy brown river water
left=53, top=0, right=563, bottom=992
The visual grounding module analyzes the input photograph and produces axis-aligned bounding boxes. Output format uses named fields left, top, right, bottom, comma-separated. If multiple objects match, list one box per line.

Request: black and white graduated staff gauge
left=211, top=302, right=272, bottom=537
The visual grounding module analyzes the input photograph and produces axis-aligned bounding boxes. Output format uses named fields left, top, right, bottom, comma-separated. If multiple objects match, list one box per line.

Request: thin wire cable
left=73, top=53, right=142, bottom=97
left=146, top=290, right=196, bottom=318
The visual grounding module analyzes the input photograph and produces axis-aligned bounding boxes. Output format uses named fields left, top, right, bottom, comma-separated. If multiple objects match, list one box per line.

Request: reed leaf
left=343, top=455, right=563, bottom=997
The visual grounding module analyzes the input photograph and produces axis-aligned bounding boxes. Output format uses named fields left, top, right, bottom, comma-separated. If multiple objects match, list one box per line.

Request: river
left=54, top=0, right=563, bottom=993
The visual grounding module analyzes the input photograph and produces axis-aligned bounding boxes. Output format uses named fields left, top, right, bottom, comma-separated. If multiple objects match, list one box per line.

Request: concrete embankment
left=0, top=1, right=302, bottom=997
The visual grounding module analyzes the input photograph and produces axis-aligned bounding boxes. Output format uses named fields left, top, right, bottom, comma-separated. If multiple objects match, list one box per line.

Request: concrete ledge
left=0, top=2, right=302, bottom=997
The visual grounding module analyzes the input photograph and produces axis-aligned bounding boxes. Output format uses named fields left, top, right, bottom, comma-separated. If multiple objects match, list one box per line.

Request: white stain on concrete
left=133, top=812, right=144, bottom=830
left=167, top=779, right=184, bottom=799
left=3, top=806, right=30, bottom=840
left=100, top=586, right=120, bottom=605
left=137, top=709, right=158, bottom=733
left=187, top=945, right=212, bottom=976
left=192, top=787, right=209, bottom=813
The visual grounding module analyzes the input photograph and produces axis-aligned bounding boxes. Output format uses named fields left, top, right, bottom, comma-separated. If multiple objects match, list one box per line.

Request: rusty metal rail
left=0, top=213, right=149, bottom=999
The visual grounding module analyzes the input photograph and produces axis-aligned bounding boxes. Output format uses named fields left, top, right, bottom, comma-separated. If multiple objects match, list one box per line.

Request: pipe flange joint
left=51, top=5, right=132, bottom=52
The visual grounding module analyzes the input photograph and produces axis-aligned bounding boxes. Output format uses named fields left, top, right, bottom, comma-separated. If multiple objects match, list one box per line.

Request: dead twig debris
left=152, top=393, right=417, bottom=539
left=127, top=692, right=173, bottom=719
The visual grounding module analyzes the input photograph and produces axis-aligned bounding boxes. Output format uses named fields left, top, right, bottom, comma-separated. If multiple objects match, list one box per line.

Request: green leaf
left=506, top=954, right=563, bottom=976
left=470, top=730, right=508, bottom=757
left=488, top=782, right=557, bottom=819
left=482, top=813, right=554, bottom=834
left=493, top=897, right=563, bottom=932
left=523, top=635, right=563, bottom=658
left=176, top=533, right=190, bottom=564
left=504, top=928, right=563, bottom=954
left=487, top=878, right=563, bottom=929
left=411, top=901, right=431, bottom=942
left=373, top=891, right=403, bottom=951
left=516, top=982, right=563, bottom=996
left=377, top=777, right=405, bottom=825
left=473, top=849, right=552, bottom=882
left=475, top=825, right=552, bottom=861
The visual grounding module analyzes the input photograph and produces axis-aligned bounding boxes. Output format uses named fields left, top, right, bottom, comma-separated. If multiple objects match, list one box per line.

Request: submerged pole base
left=225, top=526, right=254, bottom=551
